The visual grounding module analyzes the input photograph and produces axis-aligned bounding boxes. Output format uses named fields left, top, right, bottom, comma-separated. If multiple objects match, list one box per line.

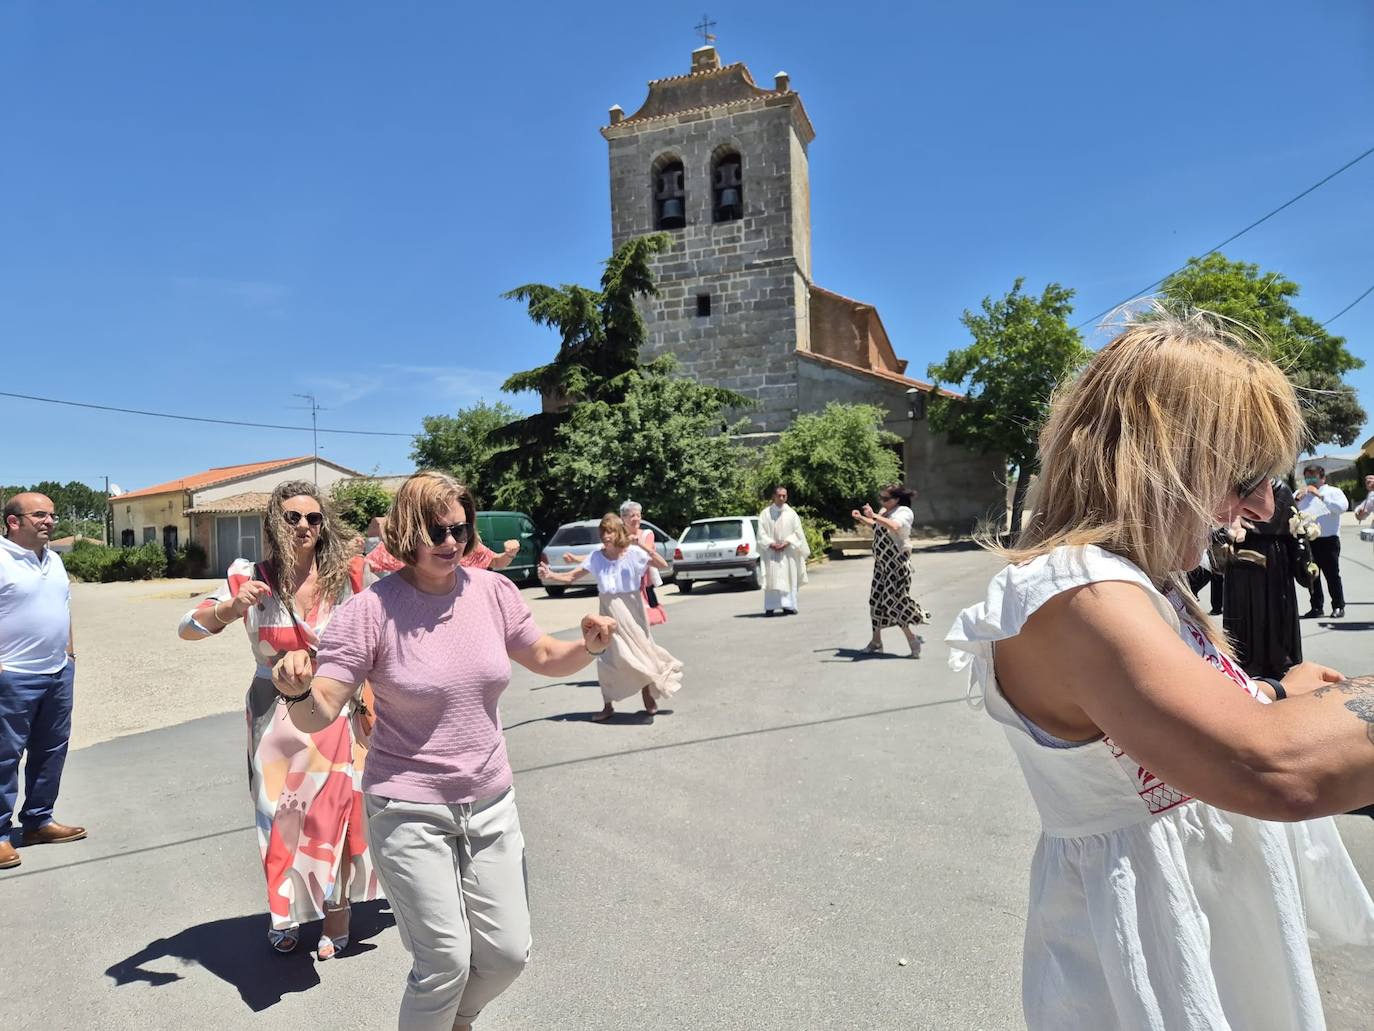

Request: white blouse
left=883, top=505, right=914, bottom=551
left=580, top=547, right=651, bottom=595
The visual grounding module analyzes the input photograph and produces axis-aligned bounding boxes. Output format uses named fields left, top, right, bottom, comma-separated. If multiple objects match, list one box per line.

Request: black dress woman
left=1221, top=478, right=1313, bottom=679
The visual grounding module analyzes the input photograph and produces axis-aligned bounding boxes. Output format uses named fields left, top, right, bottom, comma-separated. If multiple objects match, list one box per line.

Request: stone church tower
left=601, top=46, right=1006, bottom=529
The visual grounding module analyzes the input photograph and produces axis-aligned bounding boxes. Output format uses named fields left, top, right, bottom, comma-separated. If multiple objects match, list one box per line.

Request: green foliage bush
left=167, top=542, right=208, bottom=578
left=753, top=403, right=902, bottom=526
left=795, top=508, right=836, bottom=563
left=1329, top=477, right=1359, bottom=508
left=62, top=539, right=168, bottom=582
left=330, top=479, right=394, bottom=532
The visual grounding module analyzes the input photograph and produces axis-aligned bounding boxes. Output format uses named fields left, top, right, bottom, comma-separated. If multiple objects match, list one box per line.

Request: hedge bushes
left=63, top=540, right=168, bottom=582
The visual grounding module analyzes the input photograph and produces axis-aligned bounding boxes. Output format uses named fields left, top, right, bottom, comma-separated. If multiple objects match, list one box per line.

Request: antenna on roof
left=290, top=393, right=329, bottom=484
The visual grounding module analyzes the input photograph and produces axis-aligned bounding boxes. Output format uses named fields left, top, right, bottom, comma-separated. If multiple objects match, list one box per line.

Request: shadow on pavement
left=819, top=647, right=918, bottom=663
left=104, top=900, right=394, bottom=1012
left=1317, top=621, right=1374, bottom=631
left=509, top=708, right=673, bottom=729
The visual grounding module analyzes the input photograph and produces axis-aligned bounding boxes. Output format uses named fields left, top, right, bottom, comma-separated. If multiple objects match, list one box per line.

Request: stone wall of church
left=796, top=358, right=1008, bottom=533
left=607, top=102, right=811, bottom=434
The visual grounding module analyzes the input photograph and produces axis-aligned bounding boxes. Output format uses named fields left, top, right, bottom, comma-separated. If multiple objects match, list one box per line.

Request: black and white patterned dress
left=869, top=506, right=925, bottom=631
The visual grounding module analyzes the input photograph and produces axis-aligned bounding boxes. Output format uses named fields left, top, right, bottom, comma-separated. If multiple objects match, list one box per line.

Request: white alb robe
left=758, top=504, right=809, bottom=611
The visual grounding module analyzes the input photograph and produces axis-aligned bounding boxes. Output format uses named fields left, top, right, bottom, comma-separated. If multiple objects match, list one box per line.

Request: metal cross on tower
left=695, top=14, right=716, bottom=45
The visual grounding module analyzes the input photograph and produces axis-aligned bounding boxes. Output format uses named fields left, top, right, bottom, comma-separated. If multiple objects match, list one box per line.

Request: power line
left=0, top=390, right=414, bottom=437
left=1076, top=143, right=1374, bottom=330
left=1322, top=281, right=1374, bottom=326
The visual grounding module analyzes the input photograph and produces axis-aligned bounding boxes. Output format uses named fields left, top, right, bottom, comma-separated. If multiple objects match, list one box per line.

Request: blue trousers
left=0, top=660, right=75, bottom=836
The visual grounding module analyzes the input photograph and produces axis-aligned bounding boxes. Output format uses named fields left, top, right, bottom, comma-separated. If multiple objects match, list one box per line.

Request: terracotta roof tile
left=184, top=491, right=273, bottom=515
left=114, top=458, right=314, bottom=501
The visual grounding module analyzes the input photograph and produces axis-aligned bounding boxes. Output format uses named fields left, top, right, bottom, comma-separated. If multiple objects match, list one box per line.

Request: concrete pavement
left=3, top=531, right=1372, bottom=1029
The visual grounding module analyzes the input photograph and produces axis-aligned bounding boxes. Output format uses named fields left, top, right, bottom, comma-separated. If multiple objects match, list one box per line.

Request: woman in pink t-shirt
left=273, top=471, right=616, bottom=1031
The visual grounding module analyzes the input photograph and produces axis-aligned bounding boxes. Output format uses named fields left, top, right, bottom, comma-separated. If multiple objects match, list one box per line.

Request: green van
left=474, top=511, right=543, bottom=585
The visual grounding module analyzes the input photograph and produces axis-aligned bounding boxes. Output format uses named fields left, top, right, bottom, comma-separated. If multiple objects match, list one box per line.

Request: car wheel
left=677, top=580, right=694, bottom=594
left=748, top=564, right=762, bottom=590
left=544, top=586, right=566, bottom=598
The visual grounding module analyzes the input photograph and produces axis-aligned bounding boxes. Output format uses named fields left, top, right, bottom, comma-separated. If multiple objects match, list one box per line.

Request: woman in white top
left=946, top=309, right=1374, bottom=1030
left=541, top=513, right=683, bottom=722
left=852, top=483, right=927, bottom=656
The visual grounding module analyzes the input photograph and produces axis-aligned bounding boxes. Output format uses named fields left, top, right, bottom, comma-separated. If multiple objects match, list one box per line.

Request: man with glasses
left=0, top=492, right=84, bottom=870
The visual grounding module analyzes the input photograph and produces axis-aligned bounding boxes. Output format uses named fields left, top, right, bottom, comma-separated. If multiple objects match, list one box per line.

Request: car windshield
left=682, top=520, right=743, bottom=542
left=548, top=526, right=601, bottom=547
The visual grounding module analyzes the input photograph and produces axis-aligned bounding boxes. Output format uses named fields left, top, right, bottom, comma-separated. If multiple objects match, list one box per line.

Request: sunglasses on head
left=426, top=522, right=472, bottom=546
left=1235, top=473, right=1269, bottom=501
left=283, top=511, right=324, bottom=527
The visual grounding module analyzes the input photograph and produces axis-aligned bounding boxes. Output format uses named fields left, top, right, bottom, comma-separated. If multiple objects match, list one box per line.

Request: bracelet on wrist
left=209, top=601, right=231, bottom=627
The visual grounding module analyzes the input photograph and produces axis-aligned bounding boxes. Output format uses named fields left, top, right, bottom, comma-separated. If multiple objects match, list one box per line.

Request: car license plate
left=704, top=549, right=722, bottom=559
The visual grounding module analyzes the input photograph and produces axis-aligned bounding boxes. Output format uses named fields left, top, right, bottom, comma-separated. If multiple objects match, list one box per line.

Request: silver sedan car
left=672, top=516, right=762, bottom=593
left=538, top=518, right=677, bottom=597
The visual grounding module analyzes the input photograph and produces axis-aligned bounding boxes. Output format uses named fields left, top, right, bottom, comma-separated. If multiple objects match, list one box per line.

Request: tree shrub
left=61, top=539, right=168, bottom=582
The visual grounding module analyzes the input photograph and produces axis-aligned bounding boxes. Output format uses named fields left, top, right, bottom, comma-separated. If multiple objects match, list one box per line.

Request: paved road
left=3, top=533, right=1372, bottom=1029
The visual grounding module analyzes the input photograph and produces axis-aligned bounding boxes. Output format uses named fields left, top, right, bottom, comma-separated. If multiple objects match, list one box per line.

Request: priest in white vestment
left=758, top=486, right=810, bottom=615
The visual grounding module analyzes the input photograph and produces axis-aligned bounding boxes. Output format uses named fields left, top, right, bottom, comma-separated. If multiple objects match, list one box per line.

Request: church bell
left=659, top=197, right=685, bottom=225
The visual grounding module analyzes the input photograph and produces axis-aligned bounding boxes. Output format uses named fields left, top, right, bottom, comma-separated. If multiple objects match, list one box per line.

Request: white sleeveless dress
left=946, top=545, right=1374, bottom=1030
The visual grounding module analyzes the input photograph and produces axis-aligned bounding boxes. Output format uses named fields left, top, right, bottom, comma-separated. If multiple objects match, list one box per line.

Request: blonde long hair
left=261, top=480, right=355, bottom=611
left=1002, top=308, right=1302, bottom=642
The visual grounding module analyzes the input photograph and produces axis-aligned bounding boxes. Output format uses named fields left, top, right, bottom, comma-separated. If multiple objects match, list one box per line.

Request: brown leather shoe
left=0, top=841, right=19, bottom=868
left=22, top=821, right=86, bottom=846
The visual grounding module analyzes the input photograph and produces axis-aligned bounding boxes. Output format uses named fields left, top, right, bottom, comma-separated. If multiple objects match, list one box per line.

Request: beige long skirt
left=597, top=590, right=684, bottom=703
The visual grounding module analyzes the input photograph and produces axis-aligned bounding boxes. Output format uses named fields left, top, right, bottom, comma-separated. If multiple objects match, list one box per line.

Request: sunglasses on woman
left=1235, top=473, right=1269, bottom=500
left=427, top=522, right=472, bottom=546
left=283, top=511, right=324, bottom=527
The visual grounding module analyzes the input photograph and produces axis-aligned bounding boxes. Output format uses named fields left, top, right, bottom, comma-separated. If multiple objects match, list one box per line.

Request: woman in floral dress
left=179, top=480, right=380, bottom=956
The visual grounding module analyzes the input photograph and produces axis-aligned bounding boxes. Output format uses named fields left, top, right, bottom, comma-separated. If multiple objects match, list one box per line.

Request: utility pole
left=104, top=474, right=111, bottom=545
left=292, top=393, right=324, bottom=484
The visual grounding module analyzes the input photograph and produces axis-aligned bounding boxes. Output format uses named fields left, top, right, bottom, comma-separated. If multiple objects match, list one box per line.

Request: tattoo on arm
left=1313, top=675, right=1374, bottom=744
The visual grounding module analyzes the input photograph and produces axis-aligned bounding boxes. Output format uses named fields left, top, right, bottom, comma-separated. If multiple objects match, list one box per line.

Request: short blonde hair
left=384, top=471, right=477, bottom=565
left=598, top=513, right=632, bottom=549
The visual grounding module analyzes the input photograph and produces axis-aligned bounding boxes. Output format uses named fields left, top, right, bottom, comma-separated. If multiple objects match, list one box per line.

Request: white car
left=672, top=516, right=762, bottom=592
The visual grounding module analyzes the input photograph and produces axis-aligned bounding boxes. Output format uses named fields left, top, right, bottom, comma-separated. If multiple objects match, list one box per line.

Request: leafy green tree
left=491, top=234, right=673, bottom=523
left=927, top=279, right=1088, bottom=533
left=1158, top=254, right=1366, bottom=449
left=545, top=371, right=751, bottom=533
left=3, top=479, right=109, bottom=541
left=410, top=400, right=530, bottom=507
left=329, top=479, right=394, bottom=533
left=754, top=403, right=902, bottom=527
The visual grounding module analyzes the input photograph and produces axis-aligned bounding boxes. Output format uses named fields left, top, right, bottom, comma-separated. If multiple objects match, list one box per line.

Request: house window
left=163, top=525, right=179, bottom=554
left=120, top=529, right=135, bottom=547
left=712, top=151, right=743, bottom=222
left=653, top=157, right=686, bottom=230
left=696, top=294, right=711, bottom=318
left=142, top=526, right=156, bottom=544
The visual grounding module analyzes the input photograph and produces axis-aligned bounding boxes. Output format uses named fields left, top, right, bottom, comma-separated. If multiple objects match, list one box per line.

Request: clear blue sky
left=3, top=1, right=1371, bottom=493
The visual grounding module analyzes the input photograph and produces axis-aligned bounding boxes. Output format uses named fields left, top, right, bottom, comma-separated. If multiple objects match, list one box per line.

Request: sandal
left=268, top=926, right=300, bottom=954
left=907, top=635, right=924, bottom=659
left=591, top=705, right=614, bottom=723
left=318, top=902, right=351, bottom=960
left=861, top=642, right=883, bottom=654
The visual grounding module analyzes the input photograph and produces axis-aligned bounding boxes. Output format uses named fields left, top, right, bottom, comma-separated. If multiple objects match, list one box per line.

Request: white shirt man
left=757, top=486, right=809, bottom=615
left=1296, top=465, right=1348, bottom=619
left=0, top=492, right=85, bottom=870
